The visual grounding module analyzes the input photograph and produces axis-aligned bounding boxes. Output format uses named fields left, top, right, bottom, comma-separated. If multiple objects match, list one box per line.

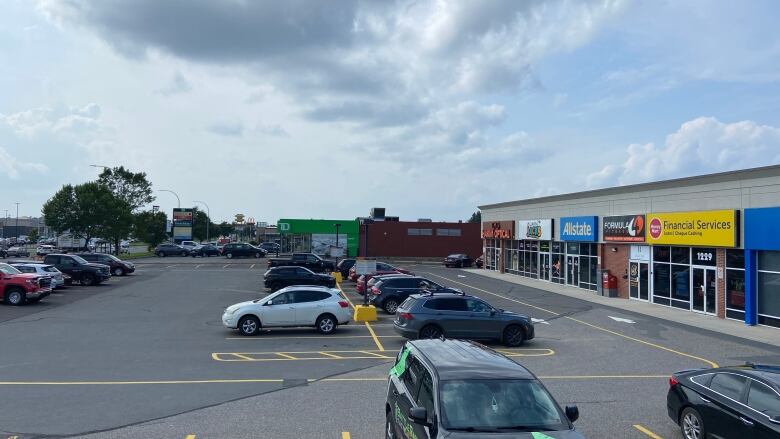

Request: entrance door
left=692, top=268, right=717, bottom=315
left=566, top=256, right=579, bottom=286
left=629, top=262, right=650, bottom=301
left=539, top=254, right=550, bottom=281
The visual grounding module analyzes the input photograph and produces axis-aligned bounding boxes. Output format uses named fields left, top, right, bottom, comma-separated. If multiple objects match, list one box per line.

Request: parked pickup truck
left=267, top=253, right=336, bottom=273
left=0, top=262, right=52, bottom=305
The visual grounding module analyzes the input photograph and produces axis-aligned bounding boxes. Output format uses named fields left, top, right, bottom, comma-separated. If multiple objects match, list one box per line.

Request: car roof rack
left=423, top=287, right=466, bottom=296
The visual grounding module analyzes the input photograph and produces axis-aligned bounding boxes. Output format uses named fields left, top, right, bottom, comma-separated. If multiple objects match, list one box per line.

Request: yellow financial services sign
left=646, top=210, right=738, bottom=247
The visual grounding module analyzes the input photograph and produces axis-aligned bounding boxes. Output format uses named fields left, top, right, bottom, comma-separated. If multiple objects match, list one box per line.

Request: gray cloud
left=155, top=71, right=192, bottom=96
left=207, top=121, right=244, bottom=137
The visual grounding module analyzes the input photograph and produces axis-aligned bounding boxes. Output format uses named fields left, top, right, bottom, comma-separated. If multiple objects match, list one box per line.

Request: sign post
left=353, top=258, right=378, bottom=322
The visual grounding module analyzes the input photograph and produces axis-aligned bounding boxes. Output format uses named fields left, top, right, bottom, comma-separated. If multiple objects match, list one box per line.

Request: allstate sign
left=559, top=216, right=598, bottom=242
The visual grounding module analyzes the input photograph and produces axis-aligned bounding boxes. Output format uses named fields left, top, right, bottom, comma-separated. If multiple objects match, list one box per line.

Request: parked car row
left=154, top=242, right=269, bottom=259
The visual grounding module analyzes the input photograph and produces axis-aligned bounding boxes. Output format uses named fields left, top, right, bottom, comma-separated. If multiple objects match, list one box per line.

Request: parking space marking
left=341, top=433, right=351, bottom=439
left=223, top=264, right=231, bottom=268
left=185, top=435, right=196, bottom=439
left=0, top=374, right=668, bottom=386
left=166, top=265, right=177, bottom=268
left=422, top=272, right=719, bottom=368
left=212, top=350, right=396, bottom=362
left=195, top=264, right=203, bottom=269
left=365, top=322, right=385, bottom=351
left=336, top=282, right=355, bottom=308
left=633, top=424, right=663, bottom=438
left=250, top=263, right=255, bottom=269
left=212, top=347, right=552, bottom=362
left=225, top=335, right=403, bottom=340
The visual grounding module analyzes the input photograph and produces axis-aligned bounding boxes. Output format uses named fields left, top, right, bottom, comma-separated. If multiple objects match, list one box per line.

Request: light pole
left=334, top=223, right=341, bottom=262
left=158, top=189, right=181, bottom=208
left=193, top=200, right=210, bottom=242
left=15, top=202, right=20, bottom=241
left=2, top=209, right=7, bottom=239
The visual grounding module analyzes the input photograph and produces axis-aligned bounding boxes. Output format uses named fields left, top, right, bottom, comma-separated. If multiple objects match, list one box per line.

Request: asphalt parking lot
left=1, top=256, right=779, bottom=439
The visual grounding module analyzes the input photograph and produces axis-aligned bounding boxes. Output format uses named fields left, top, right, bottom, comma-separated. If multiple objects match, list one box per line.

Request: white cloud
left=0, top=146, right=48, bottom=179
left=155, top=71, right=192, bottom=96
left=588, top=117, right=780, bottom=188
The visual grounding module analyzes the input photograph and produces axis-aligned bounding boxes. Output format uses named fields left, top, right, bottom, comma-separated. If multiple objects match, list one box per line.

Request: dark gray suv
left=393, top=292, right=534, bottom=347
left=369, top=276, right=457, bottom=314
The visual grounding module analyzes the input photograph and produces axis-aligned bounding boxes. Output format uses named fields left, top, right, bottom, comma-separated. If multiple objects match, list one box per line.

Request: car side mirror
left=408, top=407, right=431, bottom=427
left=490, top=309, right=497, bottom=316
left=565, top=405, right=579, bottom=423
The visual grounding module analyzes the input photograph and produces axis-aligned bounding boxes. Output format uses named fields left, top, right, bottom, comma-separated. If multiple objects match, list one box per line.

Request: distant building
left=0, top=216, right=50, bottom=239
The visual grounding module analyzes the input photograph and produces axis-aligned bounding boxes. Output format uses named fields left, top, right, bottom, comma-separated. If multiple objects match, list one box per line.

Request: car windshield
left=439, top=379, right=567, bottom=431
left=106, top=254, right=121, bottom=262
left=71, top=255, right=89, bottom=264
left=0, top=263, right=22, bottom=275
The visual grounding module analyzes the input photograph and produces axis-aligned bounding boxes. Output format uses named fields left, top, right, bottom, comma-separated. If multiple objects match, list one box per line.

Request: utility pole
left=15, top=202, right=20, bottom=241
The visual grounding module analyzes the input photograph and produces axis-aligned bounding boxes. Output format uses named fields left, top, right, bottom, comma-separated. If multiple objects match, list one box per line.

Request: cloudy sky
left=2, top=0, right=780, bottom=223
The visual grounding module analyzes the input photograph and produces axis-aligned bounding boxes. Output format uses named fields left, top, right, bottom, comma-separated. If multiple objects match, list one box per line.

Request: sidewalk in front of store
left=463, top=268, right=780, bottom=348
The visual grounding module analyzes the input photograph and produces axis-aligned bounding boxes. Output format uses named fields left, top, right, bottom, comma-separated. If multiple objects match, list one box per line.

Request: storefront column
left=744, top=249, right=757, bottom=326
left=499, top=240, right=506, bottom=273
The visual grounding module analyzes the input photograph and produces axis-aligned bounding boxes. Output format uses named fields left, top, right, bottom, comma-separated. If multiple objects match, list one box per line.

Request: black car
left=258, top=242, right=281, bottom=253
left=42, top=254, right=111, bottom=286
left=263, top=266, right=336, bottom=291
left=155, top=243, right=188, bottom=257
left=393, top=291, right=534, bottom=347
left=190, top=244, right=221, bottom=257
left=368, top=276, right=450, bottom=314
left=444, top=254, right=473, bottom=268
left=475, top=255, right=484, bottom=268
left=337, top=258, right=356, bottom=279
left=667, top=363, right=780, bottom=439
left=223, top=243, right=266, bottom=259
left=386, top=339, right=582, bottom=439
left=75, top=253, right=135, bottom=276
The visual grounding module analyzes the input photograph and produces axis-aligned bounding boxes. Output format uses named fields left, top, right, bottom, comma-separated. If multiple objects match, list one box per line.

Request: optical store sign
left=647, top=210, right=738, bottom=247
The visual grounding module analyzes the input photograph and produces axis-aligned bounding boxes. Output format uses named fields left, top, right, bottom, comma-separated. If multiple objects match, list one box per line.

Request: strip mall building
left=479, top=165, right=780, bottom=329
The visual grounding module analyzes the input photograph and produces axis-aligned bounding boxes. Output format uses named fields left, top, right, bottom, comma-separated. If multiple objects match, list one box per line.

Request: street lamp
left=158, top=189, right=181, bottom=208
left=193, top=200, right=210, bottom=242
left=334, top=223, right=342, bottom=262
left=15, top=202, right=19, bottom=241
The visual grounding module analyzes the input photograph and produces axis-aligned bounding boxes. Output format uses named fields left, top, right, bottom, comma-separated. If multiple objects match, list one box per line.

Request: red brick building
left=359, top=221, right=481, bottom=259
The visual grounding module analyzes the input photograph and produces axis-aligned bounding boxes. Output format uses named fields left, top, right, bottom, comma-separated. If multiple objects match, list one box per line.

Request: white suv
left=222, top=285, right=352, bottom=336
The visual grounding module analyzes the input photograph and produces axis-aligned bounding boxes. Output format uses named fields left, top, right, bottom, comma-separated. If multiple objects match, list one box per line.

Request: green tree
left=97, top=166, right=154, bottom=211
left=28, top=228, right=39, bottom=243
left=192, top=209, right=217, bottom=242
left=468, top=210, right=482, bottom=223
left=133, top=210, right=168, bottom=250
left=217, top=221, right=234, bottom=238
left=42, top=184, right=78, bottom=235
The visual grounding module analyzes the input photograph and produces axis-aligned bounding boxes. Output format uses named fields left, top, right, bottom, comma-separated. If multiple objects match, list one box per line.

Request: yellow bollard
left=353, top=305, right=378, bottom=322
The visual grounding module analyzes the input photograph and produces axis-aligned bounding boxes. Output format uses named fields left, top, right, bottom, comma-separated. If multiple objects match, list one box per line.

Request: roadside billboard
left=646, top=210, right=738, bottom=247
left=173, top=208, right=194, bottom=241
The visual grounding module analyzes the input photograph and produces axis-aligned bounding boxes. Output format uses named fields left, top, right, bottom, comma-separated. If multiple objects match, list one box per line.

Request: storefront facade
left=480, top=165, right=780, bottom=328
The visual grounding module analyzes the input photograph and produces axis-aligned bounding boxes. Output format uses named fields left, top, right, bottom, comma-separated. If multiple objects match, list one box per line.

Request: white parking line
left=195, top=264, right=203, bottom=269
left=250, top=264, right=255, bottom=269
left=166, top=265, right=177, bottom=269
left=222, top=264, right=230, bottom=268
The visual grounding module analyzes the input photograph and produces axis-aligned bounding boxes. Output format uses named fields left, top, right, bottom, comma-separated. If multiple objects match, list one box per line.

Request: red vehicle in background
left=356, top=267, right=414, bottom=295
left=0, top=262, right=53, bottom=305
left=348, top=261, right=402, bottom=282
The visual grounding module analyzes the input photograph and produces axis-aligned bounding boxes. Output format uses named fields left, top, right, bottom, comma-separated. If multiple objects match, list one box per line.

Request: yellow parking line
left=495, top=348, right=555, bottom=357
left=319, top=351, right=343, bottom=358
left=336, top=282, right=355, bottom=308
left=230, top=353, right=256, bottom=361
left=422, top=272, right=719, bottom=368
left=225, top=335, right=402, bottom=340
left=185, top=435, right=196, bottom=439
left=365, top=322, right=385, bottom=351
left=360, top=350, right=390, bottom=358
left=342, top=433, right=351, bottom=439
left=633, top=424, right=663, bottom=439
left=275, top=352, right=297, bottom=360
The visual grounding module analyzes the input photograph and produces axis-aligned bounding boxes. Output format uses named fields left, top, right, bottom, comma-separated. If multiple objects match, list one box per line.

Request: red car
left=0, top=262, right=52, bottom=305
left=348, top=261, right=400, bottom=282
left=356, top=267, right=414, bottom=294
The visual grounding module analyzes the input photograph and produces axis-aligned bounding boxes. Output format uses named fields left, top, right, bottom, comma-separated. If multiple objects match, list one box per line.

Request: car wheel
left=112, top=267, right=125, bottom=276
left=157, top=251, right=165, bottom=257
left=502, top=325, right=526, bottom=347
left=316, top=314, right=337, bottom=334
left=386, top=410, right=395, bottom=439
left=238, top=316, right=261, bottom=336
left=383, top=298, right=400, bottom=314
left=254, top=252, right=261, bottom=258
left=5, top=288, right=26, bottom=306
left=81, top=273, right=97, bottom=286
left=181, top=251, right=187, bottom=257
left=226, top=253, right=233, bottom=259
left=419, top=325, right=443, bottom=339
left=680, top=407, right=705, bottom=439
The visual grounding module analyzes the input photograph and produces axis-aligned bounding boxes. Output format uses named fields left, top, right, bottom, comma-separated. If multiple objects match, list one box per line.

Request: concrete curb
left=462, top=268, right=780, bottom=348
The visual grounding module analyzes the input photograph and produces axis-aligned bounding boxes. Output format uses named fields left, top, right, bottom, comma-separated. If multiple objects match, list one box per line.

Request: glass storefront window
left=653, top=246, right=670, bottom=262
left=726, top=249, right=745, bottom=268
left=671, top=265, right=691, bottom=308
left=653, top=263, right=671, bottom=306
left=759, top=251, right=780, bottom=272
left=758, top=251, right=780, bottom=328
left=671, top=247, right=690, bottom=264
left=725, top=269, right=745, bottom=320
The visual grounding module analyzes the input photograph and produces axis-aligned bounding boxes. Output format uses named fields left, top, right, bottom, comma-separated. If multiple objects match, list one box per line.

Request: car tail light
left=338, top=301, right=349, bottom=308
left=398, top=312, right=413, bottom=320
left=371, top=286, right=381, bottom=295
left=669, top=376, right=679, bottom=388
